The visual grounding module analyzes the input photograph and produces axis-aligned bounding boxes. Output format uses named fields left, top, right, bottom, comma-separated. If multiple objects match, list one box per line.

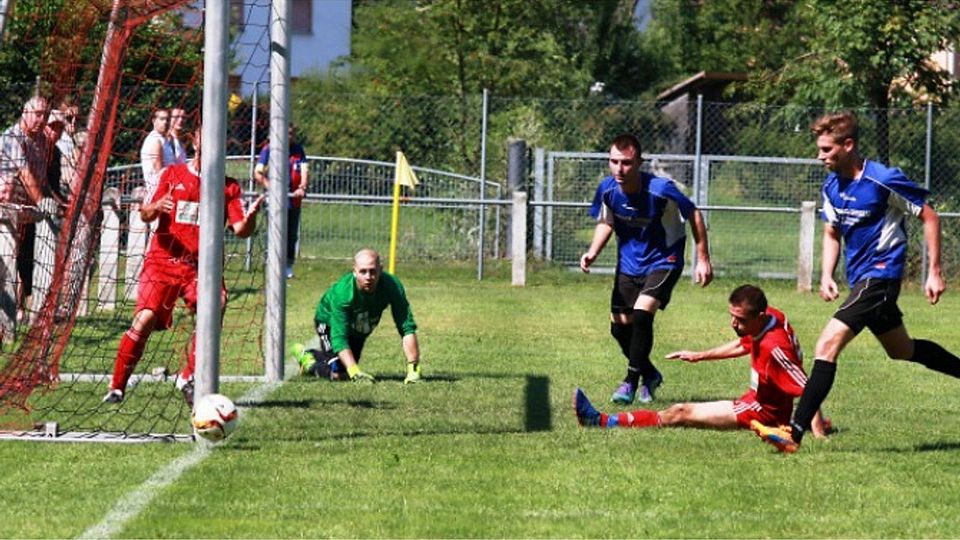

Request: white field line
left=77, top=367, right=292, bottom=539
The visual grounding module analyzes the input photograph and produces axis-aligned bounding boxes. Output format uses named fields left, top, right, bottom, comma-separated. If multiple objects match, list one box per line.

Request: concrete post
left=797, top=201, right=816, bottom=292
left=511, top=192, right=527, bottom=286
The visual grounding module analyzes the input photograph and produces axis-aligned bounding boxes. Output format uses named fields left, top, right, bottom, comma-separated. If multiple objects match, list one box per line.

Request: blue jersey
left=820, top=159, right=928, bottom=286
left=589, top=173, right=696, bottom=276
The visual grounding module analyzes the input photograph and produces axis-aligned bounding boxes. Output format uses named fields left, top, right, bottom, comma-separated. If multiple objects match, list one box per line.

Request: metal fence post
left=506, top=139, right=526, bottom=259
left=797, top=201, right=816, bottom=292
left=691, top=94, right=704, bottom=282
left=922, top=102, right=933, bottom=286
left=512, top=191, right=527, bottom=286
left=533, top=147, right=544, bottom=259
left=245, top=79, right=260, bottom=273
left=477, top=88, right=489, bottom=280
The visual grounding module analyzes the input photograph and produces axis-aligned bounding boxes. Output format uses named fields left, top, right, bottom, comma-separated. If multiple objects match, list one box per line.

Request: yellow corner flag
left=389, top=151, right=419, bottom=273
left=395, top=150, right=420, bottom=188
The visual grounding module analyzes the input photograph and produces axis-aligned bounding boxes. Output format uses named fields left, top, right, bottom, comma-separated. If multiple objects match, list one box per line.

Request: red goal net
left=0, top=0, right=271, bottom=440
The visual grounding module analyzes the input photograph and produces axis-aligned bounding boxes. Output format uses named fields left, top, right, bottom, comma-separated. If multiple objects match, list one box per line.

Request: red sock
left=615, top=409, right=661, bottom=428
left=180, top=333, right=196, bottom=382
left=111, top=328, right=147, bottom=392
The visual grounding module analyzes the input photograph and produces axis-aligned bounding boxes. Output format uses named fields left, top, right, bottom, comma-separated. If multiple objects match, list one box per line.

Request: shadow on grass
left=234, top=372, right=554, bottom=444
left=882, top=440, right=960, bottom=453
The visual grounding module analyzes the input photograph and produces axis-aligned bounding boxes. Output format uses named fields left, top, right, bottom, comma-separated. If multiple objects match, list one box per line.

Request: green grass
left=2, top=261, right=960, bottom=537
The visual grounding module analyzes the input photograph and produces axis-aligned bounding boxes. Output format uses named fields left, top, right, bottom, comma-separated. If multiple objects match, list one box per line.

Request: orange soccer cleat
left=750, top=420, right=799, bottom=454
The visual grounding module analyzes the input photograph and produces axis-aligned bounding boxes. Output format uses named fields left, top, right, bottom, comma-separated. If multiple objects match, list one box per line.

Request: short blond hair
left=810, top=111, right=858, bottom=144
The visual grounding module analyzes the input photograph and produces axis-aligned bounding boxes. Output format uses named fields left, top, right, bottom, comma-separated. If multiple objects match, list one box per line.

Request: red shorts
left=732, top=393, right=790, bottom=429
left=136, top=257, right=226, bottom=330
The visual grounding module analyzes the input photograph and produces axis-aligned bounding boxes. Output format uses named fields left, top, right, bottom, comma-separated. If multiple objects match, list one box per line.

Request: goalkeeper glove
left=404, top=362, right=422, bottom=384
left=346, top=364, right=376, bottom=383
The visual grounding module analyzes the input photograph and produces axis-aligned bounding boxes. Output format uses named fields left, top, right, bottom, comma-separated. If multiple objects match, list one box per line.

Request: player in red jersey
left=102, top=127, right=264, bottom=406
left=574, top=284, right=829, bottom=436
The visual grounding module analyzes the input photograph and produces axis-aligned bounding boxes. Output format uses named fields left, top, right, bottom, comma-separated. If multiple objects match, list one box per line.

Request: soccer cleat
left=403, top=363, right=422, bottom=384
left=611, top=381, right=636, bottom=404
left=750, top=420, right=799, bottom=454
left=102, top=389, right=123, bottom=404
left=290, top=343, right=316, bottom=375
left=573, top=387, right=602, bottom=427
left=285, top=266, right=294, bottom=279
left=637, top=371, right=663, bottom=404
left=180, top=380, right=195, bottom=407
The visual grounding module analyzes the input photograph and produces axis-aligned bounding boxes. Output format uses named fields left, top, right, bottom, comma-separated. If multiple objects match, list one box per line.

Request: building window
left=291, top=0, right=312, bottom=35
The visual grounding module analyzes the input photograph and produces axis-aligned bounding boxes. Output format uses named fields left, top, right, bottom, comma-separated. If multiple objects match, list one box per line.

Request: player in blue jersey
left=580, top=133, right=713, bottom=405
left=754, top=111, right=960, bottom=453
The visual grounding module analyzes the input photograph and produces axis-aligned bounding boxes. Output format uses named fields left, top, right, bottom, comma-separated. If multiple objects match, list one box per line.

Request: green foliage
left=646, top=0, right=805, bottom=91
left=750, top=1, right=960, bottom=110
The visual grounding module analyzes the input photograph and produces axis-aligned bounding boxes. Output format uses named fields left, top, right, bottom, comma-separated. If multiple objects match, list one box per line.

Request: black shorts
left=610, top=268, right=683, bottom=314
left=833, top=278, right=903, bottom=335
left=307, top=321, right=366, bottom=380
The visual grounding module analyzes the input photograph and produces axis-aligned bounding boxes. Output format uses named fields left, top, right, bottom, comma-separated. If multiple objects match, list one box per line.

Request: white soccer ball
left=191, top=393, right=239, bottom=441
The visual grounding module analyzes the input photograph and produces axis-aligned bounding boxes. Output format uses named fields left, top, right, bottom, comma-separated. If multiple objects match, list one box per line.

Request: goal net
left=0, top=0, right=272, bottom=442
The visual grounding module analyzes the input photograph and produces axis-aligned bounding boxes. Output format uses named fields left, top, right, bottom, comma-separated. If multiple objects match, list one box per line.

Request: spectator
left=0, top=97, right=62, bottom=325
left=291, top=248, right=423, bottom=384
left=139, top=108, right=176, bottom=201
left=102, top=126, right=265, bottom=405
left=168, top=107, right=188, bottom=164
left=53, top=98, right=88, bottom=203
left=253, top=123, right=308, bottom=279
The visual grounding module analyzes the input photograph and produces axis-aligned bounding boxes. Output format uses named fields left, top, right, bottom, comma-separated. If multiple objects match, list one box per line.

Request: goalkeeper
left=292, top=248, right=422, bottom=383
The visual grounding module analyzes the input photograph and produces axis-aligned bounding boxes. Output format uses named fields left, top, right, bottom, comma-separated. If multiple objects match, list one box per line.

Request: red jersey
left=147, top=162, right=246, bottom=261
left=737, top=307, right=807, bottom=422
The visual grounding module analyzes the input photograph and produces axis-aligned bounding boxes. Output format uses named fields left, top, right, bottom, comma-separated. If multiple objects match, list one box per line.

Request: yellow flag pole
left=388, top=152, right=402, bottom=274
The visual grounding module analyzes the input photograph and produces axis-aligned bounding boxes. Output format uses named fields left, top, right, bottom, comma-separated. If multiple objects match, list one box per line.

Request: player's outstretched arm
left=919, top=204, right=945, bottom=305
left=689, top=209, right=713, bottom=287
left=231, top=194, right=265, bottom=238
left=337, top=348, right=375, bottom=383
left=665, top=338, right=746, bottom=363
left=402, top=333, right=422, bottom=384
left=580, top=223, right=613, bottom=273
left=819, top=224, right=842, bottom=302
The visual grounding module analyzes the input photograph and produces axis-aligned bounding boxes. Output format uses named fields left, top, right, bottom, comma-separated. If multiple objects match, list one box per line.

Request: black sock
left=790, top=359, right=836, bottom=443
left=908, top=339, right=960, bottom=377
left=626, top=310, right=657, bottom=384
left=610, top=322, right=632, bottom=360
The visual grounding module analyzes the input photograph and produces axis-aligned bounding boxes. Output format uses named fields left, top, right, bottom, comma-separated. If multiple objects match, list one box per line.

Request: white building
left=186, top=1, right=352, bottom=94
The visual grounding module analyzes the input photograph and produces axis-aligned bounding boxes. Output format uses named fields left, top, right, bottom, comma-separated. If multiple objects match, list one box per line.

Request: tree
left=750, top=1, right=960, bottom=163
left=644, top=0, right=806, bottom=94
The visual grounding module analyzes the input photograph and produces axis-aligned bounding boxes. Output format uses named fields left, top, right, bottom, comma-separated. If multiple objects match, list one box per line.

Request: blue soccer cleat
left=638, top=371, right=663, bottom=403
left=610, top=381, right=636, bottom=404
left=573, top=387, right=602, bottom=427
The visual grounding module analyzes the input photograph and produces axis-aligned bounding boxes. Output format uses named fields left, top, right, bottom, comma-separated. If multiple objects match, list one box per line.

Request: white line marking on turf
left=78, top=373, right=290, bottom=539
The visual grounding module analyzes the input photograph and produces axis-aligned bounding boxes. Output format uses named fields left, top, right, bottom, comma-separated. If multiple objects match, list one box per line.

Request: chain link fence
left=4, top=86, right=957, bottom=283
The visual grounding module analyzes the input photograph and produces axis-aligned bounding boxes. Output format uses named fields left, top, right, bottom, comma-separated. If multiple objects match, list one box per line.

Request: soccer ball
left=191, top=393, right=239, bottom=441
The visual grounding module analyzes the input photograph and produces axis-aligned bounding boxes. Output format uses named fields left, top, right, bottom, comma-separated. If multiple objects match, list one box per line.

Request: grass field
left=2, top=260, right=960, bottom=538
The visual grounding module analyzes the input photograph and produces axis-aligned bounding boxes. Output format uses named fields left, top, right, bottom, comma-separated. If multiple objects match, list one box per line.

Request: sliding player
left=575, top=285, right=829, bottom=437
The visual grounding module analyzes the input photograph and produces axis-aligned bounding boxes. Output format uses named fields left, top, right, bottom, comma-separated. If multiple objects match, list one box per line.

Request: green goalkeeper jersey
left=314, top=271, right=418, bottom=353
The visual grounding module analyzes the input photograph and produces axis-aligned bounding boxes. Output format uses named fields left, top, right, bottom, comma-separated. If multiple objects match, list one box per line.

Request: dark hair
left=728, top=284, right=767, bottom=316
left=810, top=111, right=858, bottom=144
left=611, top=133, right=642, bottom=156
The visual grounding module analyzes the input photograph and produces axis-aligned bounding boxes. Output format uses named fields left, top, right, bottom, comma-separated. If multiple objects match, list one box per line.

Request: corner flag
left=388, top=151, right=419, bottom=273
